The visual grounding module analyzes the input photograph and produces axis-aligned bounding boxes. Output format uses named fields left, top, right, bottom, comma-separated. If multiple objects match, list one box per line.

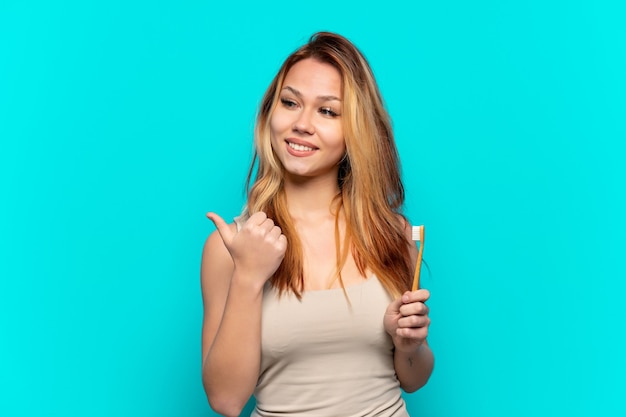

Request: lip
left=285, top=137, right=318, bottom=149
left=284, top=138, right=318, bottom=157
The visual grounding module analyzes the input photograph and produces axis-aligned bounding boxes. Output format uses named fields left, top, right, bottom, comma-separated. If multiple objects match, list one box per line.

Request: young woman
left=201, top=32, right=434, bottom=417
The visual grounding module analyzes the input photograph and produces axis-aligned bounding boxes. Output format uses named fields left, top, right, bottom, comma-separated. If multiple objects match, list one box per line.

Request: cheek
left=320, top=124, right=345, bottom=150
left=270, top=110, right=291, bottom=137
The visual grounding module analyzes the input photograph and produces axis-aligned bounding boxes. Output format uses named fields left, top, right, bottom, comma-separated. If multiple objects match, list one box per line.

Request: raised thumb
left=206, top=212, right=234, bottom=246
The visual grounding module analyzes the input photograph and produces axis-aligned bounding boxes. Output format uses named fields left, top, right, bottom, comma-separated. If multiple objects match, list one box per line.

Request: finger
left=402, top=289, right=430, bottom=304
left=259, top=218, right=276, bottom=234
left=397, top=314, right=430, bottom=329
left=396, top=326, right=428, bottom=340
left=206, top=212, right=234, bottom=246
left=277, top=234, right=288, bottom=251
left=248, top=211, right=268, bottom=225
left=267, top=225, right=282, bottom=240
left=399, top=302, right=429, bottom=317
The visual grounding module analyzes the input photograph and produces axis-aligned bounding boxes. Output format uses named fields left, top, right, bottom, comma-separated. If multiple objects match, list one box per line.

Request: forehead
left=283, top=59, right=342, bottom=97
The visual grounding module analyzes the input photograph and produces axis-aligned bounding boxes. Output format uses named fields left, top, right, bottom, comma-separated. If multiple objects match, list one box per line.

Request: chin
left=285, top=169, right=314, bottom=179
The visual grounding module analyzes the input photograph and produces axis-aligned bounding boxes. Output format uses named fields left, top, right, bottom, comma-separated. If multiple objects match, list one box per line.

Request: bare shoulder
left=202, top=223, right=236, bottom=266
left=201, top=223, right=237, bottom=289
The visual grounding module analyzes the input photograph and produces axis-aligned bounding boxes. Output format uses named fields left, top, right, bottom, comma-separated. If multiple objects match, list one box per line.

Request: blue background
left=1, top=1, right=624, bottom=416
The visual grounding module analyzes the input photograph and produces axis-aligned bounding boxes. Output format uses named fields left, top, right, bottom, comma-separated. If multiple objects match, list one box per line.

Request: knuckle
left=407, top=316, right=419, bottom=326
left=251, top=211, right=266, bottom=221
left=410, top=315, right=425, bottom=327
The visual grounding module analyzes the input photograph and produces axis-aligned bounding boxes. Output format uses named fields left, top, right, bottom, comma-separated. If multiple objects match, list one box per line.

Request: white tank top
left=252, top=277, right=409, bottom=417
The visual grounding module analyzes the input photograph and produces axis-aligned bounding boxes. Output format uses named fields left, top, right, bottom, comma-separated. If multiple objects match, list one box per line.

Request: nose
left=292, top=109, right=314, bottom=135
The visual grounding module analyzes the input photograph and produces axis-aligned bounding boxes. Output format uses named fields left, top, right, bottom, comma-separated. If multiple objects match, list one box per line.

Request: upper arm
left=200, top=224, right=237, bottom=366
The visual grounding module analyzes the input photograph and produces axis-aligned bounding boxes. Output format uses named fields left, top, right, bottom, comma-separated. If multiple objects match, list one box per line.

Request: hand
left=384, top=289, right=431, bottom=353
left=207, top=211, right=287, bottom=283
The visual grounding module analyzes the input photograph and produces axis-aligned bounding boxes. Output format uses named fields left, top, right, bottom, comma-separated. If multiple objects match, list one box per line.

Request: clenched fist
left=207, top=211, right=287, bottom=285
left=384, top=289, right=431, bottom=353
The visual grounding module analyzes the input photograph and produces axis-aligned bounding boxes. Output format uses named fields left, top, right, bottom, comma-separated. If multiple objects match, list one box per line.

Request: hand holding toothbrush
left=383, top=223, right=430, bottom=352
left=207, top=211, right=287, bottom=286
left=384, top=289, right=431, bottom=353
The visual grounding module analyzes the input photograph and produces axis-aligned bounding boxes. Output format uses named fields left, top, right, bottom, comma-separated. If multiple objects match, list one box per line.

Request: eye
left=320, top=107, right=340, bottom=117
left=280, top=98, right=298, bottom=109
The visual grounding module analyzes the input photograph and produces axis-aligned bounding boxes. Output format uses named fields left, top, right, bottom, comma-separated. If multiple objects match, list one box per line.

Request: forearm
left=202, top=273, right=264, bottom=415
left=394, top=341, right=434, bottom=393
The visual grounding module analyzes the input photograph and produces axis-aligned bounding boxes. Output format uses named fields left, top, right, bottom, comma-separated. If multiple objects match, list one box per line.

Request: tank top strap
left=233, top=212, right=248, bottom=232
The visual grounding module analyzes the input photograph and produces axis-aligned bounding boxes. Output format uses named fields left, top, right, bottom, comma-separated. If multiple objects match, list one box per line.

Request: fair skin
left=201, top=58, right=433, bottom=417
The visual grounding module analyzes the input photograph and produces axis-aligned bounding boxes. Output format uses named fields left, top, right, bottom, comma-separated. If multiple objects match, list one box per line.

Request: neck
left=283, top=172, right=341, bottom=221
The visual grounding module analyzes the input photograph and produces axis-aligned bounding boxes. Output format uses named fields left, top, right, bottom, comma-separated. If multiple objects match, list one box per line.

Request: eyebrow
left=282, top=86, right=341, bottom=102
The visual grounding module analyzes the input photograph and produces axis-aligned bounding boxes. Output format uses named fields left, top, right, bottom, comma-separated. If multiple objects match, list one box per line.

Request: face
left=270, top=58, right=345, bottom=182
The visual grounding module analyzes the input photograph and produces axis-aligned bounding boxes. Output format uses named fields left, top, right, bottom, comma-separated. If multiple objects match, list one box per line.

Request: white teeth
left=288, top=142, right=314, bottom=152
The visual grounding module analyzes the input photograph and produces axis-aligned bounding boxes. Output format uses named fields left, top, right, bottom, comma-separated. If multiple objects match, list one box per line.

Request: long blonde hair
left=246, top=32, right=412, bottom=298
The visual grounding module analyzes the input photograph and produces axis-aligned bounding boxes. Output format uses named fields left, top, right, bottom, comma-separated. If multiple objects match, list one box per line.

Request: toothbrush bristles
left=412, top=225, right=423, bottom=241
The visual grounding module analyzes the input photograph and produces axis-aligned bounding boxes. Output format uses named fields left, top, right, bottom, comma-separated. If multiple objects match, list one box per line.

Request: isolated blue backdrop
left=1, top=1, right=624, bottom=416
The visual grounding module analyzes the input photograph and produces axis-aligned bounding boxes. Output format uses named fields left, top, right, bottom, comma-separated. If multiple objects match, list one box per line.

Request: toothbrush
left=411, top=225, right=425, bottom=291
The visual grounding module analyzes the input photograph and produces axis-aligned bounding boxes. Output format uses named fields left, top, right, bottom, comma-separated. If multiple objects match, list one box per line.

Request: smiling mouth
left=286, top=141, right=316, bottom=152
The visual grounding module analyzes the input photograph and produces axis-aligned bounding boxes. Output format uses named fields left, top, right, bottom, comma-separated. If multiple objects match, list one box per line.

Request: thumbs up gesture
left=207, top=211, right=287, bottom=284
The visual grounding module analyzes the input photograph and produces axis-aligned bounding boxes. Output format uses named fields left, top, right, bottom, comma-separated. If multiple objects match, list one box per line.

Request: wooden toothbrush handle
left=411, top=227, right=425, bottom=291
